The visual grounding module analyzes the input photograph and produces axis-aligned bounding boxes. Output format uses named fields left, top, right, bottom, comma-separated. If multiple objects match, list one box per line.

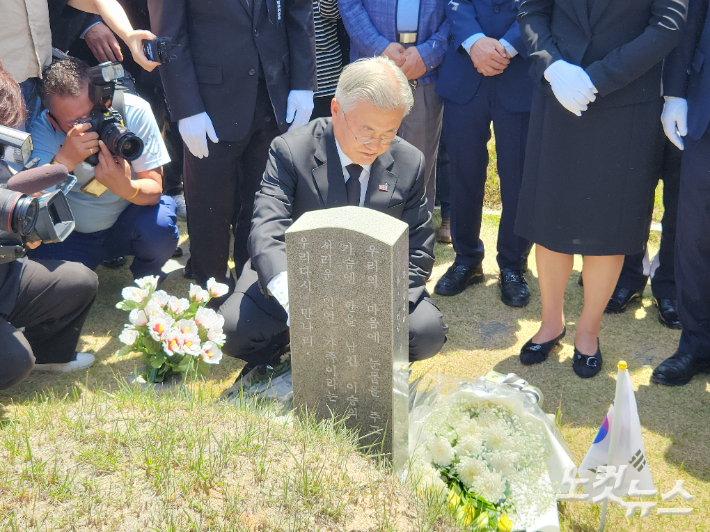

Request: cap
left=618, top=360, right=627, bottom=370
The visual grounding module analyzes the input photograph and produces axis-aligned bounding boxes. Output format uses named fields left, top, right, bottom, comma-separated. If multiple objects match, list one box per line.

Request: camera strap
left=113, top=89, right=126, bottom=125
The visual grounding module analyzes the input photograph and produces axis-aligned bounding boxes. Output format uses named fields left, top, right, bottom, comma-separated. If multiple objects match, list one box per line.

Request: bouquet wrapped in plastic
left=407, top=374, right=574, bottom=532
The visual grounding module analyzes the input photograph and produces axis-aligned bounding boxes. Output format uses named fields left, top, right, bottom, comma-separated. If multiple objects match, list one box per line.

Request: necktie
left=345, top=164, right=363, bottom=206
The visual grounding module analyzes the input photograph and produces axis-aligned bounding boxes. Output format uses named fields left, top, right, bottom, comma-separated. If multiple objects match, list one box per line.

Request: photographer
left=0, top=64, right=98, bottom=390
left=27, top=58, right=178, bottom=279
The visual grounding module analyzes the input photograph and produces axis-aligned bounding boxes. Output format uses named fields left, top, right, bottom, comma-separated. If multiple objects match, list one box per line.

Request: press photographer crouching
left=0, top=66, right=98, bottom=390
left=27, top=58, right=178, bottom=279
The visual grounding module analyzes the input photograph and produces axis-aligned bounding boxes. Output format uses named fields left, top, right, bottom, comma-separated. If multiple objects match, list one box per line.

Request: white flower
left=206, top=278, right=229, bottom=298
left=189, top=284, right=210, bottom=303
left=128, top=309, right=148, bottom=327
left=489, top=451, right=519, bottom=477
left=162, top=328, right=184, bottom=356
left=148, top=316, right=174, bottom=341
left=200, top=341, right=222, bottom=364
left=149, top=290, right=170, bottom=308
left=167, top=297, right=190, bottom=315
left=144, top=302, right=167, bottom=321
left=427, top=436, right=455, bottom=468
left=122, top=286, right=150, bottom=303
left=176, top=319, right=198, bottom=336
left=118, top=327, right=139, bottom=346
left=195, top=306, right=220, bottom=329
left=456, top=456, right=488, bottom=488
left=480, top=425, right=514, bottom=451
left=456, top=435, right=484, bottom=457
left=182, top=332, right=202, bottom=356
left=472, top=470, right=506, bottom=503
left=135, top=275, right=159, bottom=291
left=207, top=327, right=226, bottom=345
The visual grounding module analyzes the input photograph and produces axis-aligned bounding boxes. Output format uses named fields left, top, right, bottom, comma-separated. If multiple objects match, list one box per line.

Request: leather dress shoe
left=520, top=326, right=566, bottom=365
left=655, top=299, right=681, bottom=329
left=434, top=263, right=484, bottom=296
left=499, top=269, right=530, bottom=307
left=102, top=256, right=126, bottom=269
left=183, top=257, right=195, bottom=279
left=604, top=287, right=643, bottom=314
left=436, top=217, right=451, bottom=243
left=651, top=351, right=710, bottom=386
left=573, top=342, right=603, bottom=378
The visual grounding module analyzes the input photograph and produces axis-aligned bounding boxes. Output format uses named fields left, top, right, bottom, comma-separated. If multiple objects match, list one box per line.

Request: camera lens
left=115, top=133, right=144, bottom=161
left=0, top=188, right=39, bottom=236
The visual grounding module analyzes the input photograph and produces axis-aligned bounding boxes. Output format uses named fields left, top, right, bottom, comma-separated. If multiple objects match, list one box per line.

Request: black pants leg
left=1, top=259, right=98, bottom=387
left=183, top=81, right=280, bottom=289
left=675, top=130, right=710, bottom=360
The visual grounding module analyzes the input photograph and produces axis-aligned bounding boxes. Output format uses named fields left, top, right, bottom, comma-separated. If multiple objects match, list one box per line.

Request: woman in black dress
left=515, top=0, right=688, bottom=377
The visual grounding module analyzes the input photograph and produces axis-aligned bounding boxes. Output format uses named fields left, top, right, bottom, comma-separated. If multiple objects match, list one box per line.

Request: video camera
left=0, top=127, right=76, bottom=265
left=142, top=37, right=180, bottom=64
left=80, top=62, right=144, bottom=167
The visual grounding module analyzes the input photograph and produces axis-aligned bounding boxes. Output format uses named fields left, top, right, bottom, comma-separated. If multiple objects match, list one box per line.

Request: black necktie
left=345, top=164, right=363, bottom=206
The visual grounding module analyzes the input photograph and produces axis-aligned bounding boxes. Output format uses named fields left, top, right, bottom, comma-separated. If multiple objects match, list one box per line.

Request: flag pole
left=599, top=360, right=627, bottom=532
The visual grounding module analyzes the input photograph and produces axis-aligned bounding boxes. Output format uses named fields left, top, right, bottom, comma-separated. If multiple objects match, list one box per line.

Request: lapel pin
left=379, top=183, right=389, bottom=192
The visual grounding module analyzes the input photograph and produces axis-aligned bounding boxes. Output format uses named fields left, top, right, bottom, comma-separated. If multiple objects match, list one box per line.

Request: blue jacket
left=665, top=0, right=710, bottom=139
left=436, top=0, right=533, bottom=112
left=339, top=0, right=449, bottom=84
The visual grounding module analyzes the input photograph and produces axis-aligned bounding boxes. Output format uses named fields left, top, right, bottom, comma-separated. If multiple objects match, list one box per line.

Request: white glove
left=544, top=60, right=598, bottom=116
left=661, top=96, right=688, bottom=150
left=178, top=112, right=219, bottom=159
left=267, top=271, right=290, bottom=325
left=286, top=90, right=315, bottom=131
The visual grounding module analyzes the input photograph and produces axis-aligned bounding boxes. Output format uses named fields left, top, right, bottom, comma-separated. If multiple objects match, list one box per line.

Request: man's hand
left=544, top=60, right=597, bottom=116
left=661, top=97, right=688, bottom=150
left=53, top=122, right=99, bottom=172
left=286, top=90, right=315, bottom=131
left=470, top=37, right=510, bottom=76
left=124, top=30, right=161, bottom=72
left=178, top=112, right=219, bottom=159
left=93, top=141, right=134, bottom=198
left=382, top=43, right=406, bottom=67
left=401, top=47, right=426, bottom=80
left=84, top=22, right=123, bottom=63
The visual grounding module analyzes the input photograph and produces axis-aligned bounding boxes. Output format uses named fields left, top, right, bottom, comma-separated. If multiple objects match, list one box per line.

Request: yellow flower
left=498, top=514, right=513, bottom=532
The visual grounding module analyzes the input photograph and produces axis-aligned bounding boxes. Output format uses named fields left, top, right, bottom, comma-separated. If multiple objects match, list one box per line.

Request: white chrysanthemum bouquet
left=409, top=380, right=568, bottom=532
left=115, top=276, right=229, bottom=383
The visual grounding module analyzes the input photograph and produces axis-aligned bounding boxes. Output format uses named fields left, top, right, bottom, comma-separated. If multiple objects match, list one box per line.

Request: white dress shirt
left=461, top=34, right=518, bottom=58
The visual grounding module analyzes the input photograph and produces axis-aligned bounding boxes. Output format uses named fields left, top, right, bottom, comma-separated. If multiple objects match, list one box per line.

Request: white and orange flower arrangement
left=115, top=276, right=229, bottom=383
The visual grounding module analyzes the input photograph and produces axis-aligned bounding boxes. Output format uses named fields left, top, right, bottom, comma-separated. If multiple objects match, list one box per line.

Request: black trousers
left=219, top=263, right=449, bottom=366
left=676, top=129, right=710, bottom=360
left=0, top=259, right=98, bottom=390
left=615, top=138, right=681, bottom=299
left=183, top=80, right=280, bottom=290
left=442, top=81, right=532, bottom=271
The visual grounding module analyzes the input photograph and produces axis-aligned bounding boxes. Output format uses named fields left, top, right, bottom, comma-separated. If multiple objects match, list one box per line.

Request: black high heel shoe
left=573, top=341, right=603, bottom=378
left=520, top=326, right=566, bottom=365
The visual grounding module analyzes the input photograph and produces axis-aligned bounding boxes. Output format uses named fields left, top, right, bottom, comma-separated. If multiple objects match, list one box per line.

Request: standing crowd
left=1, top=0, right=709, bottom=392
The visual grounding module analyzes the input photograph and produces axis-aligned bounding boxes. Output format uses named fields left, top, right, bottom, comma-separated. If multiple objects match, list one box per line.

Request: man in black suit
left=148, top=0, right=317, bottom=295
left=219, top=57, right=448, bottom=384
left=652, top=0, right=710, bottom=386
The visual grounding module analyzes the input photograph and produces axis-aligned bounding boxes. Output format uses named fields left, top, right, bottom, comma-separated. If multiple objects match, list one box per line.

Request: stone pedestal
left=286, top=206, right=409, bottom=469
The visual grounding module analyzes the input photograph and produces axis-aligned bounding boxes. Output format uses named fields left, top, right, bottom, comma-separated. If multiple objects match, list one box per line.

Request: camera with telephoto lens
left=142, top=37, right=180, bottom=64
left=0, top=124, right=34, bottom=167
left=81, top=62, right=144, bottom=167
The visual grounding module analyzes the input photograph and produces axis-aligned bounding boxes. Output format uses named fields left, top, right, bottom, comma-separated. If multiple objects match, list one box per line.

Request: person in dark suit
left=434, top=0, right=534, bottom=307
left=652, top=0, right=710, bottom=386
left=515, top=0, right=687, bottom=378
left=148, top=0, right=317, bottom=295
left=219, top=57, right=449, bottom=387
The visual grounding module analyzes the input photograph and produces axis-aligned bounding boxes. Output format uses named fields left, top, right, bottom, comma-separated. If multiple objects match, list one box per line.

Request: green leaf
left=116, top=300, right=141, bottom=311
left=149, top=354, right=166, bottom=368
left=114, top=345, right=134, bottom=357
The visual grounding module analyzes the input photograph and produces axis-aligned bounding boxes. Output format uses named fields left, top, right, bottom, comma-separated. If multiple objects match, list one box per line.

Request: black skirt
left=515, top=89, right=663, bottom=256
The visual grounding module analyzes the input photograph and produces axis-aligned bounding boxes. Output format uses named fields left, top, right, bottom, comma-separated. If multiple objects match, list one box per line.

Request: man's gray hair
left=335, top=57, right=414, bottom=116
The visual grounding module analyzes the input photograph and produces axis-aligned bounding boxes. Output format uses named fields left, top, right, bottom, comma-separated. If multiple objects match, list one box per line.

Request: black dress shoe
left=520, top=326, right=566, bottom=365
left=183, top=258, right=195, bottom=279
left=172, top=246, right=183, bottom=259
left=651, top=351, right=710, bottom=386
left=604, top=287, right=643, bottom=314
left=102, top=256, right=126, bottom=268
left=434, top=263, right=484, bottom=296
left=573, top=342, right=603, bottom=378
left=655, top=299, right=681, bottom=329
left=499, top=269, right=530, bottom=307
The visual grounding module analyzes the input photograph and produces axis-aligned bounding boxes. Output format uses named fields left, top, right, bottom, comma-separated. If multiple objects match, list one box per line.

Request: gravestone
left=286, top=206, right=409, bottom=470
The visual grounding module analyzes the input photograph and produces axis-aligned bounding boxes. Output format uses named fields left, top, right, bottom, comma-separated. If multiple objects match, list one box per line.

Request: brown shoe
left=437, top=217, right=451, bottom=243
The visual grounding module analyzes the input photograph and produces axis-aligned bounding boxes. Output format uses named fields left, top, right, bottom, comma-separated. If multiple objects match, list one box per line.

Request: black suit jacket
left=148, top=0, right=317, bottom=142
left=248, top=118, right=435, bottom=306
left=518, top=0, right=688, bottom=108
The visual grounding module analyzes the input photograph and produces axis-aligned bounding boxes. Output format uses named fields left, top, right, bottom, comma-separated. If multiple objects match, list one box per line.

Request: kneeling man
left=221, top=57, right=449, bottom=383
left=27, top=58, right=178, bottom=279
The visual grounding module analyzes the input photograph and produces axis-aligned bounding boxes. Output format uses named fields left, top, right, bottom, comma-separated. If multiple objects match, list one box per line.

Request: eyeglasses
left=343, top=112, right=400, bottom=146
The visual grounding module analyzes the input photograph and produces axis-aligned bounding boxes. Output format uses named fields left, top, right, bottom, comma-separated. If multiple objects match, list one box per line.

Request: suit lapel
left=238, top=0, right=252, bottom=19
left=253, top=0, right=263, bottom=25
left=364, top=150, right=397, bottom=212
left=589, top=0, right=613, bottom=28
left=570, top=0, right=591, bottom=36
left=312, top=123, right=349, bottom=208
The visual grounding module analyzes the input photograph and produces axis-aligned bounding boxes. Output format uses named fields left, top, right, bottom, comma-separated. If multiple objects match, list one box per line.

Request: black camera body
left=142, top=37, right=180, bottom=64
left=82, top=62, right=144, bottom=167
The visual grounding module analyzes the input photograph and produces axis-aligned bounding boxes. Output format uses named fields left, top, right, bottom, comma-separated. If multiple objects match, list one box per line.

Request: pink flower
left=206, top=278, right=229, bottom=298
left=182, top=332, right=202, bottom=356
left=200, top=341, right=222, bottom=365
left=122, top=286, right=150, bottom=303
left=162, top=328, right=184, bottom=356
left=129, top=309, right=148, bottom=327
left=207, top=323, right=226, bottom=345
left=148, top=317, right=174, bottom=342
left=135, top=275, right=159, bottom=292
left=176, top=319, right=198, bottom=336
left=119, top=327, right=139, bottom=346
left=149, top=290, right=170, bottom=308
left=167, top=297, right=190, bottom=315
left=189, top=284, right=210, bottom=303
left=195, top=307, right=219, bottom=329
